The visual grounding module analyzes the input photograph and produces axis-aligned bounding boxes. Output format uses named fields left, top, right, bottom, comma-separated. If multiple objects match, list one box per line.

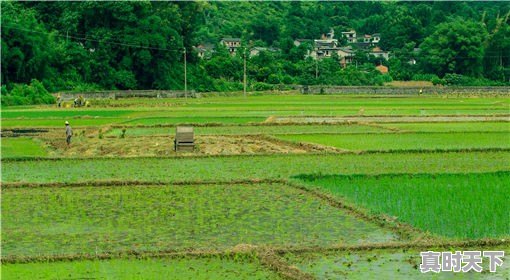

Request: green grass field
left=1, top=138, right=47, bottom=158
left=295, top=172, right=510, bottom=239
left=276, top=132, right=510, bottom=151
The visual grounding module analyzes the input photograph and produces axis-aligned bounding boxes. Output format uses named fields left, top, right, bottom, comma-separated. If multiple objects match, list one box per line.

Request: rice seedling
left=2, top=151, right=508, bottom=184
left=275, top=132, right=510, bottom=152
left=3, top=254, right=281, bottom=279
left=1, top=138, right=47, bottom=158
left=295, top=172, right=510, bottom=239
left=2, top=183, right=395, bottom=259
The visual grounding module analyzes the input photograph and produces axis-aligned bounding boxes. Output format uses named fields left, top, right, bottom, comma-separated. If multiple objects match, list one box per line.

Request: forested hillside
left=1, top=1, right=509, bottom=103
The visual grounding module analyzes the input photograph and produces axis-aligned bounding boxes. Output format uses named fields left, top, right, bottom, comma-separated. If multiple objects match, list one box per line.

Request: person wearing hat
left=65, top=121, right=73, bottom=146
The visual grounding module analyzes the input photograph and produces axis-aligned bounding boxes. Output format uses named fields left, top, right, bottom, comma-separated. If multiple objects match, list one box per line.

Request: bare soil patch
left=43, top=135, right=311, bottom=157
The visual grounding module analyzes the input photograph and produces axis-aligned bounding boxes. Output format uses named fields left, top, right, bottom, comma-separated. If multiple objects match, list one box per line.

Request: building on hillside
left=369, top=46, right=390, bottom=60
left=311, top=28, right=339, bottom=59
left=220, top=38, right=241, bottom=55
left=362, top=34, right=372, bottom=43
left=342, top=30, right=381, bottom=46
left=372, top=33, right=381, bottom=43
left=305, top=29, right=387, bottom=68
left=193, top=43, right=214, bottom=59
left=315, top=29, right=338, bottom=48
left=337, top=47, right=356, bottom=67
left=341, top=30, right=357, bottom=43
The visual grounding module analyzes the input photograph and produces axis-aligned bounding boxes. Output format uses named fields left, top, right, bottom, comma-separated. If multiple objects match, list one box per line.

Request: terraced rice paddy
left=276, top=132, right=510, bottom=152
left=3, top=255, right=281, bottom=280
left=378, top=122, right=510, bottom=132
left=283, top=247, right=510, bottom=279
left=2, top=183, right=396, bottom=259
left=1, top=138, right=47, bottom=157
left=295, top=172, right=510, bottom=239
left=1, top=93, right=509, bottom=279
left=2, top=95, right=508, bottom=128
left=3, top=152, right=508, bottom=183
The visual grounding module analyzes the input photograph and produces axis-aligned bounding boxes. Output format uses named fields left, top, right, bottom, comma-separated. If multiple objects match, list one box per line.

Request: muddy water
left=2, top=184, right=398, bottom=258
left=284, top=247, right=510, bottom=279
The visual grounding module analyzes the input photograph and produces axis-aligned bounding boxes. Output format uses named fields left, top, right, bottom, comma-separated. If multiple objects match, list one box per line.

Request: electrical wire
left=3, top=25, right=185, bottom=52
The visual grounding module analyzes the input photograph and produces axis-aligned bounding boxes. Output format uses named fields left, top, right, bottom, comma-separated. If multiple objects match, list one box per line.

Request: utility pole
left=243, top=48, right=247, bottom=98
left=315, top=59, right=318, bottom=79
left=183, top=47, right=187, bottom=99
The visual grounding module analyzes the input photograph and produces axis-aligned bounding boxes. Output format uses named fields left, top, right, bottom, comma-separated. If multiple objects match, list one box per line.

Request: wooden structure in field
left=174, top=126, right=194, bottom=152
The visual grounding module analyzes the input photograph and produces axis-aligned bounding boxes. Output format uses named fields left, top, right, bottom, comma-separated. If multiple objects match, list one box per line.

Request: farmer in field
left=65, top=121, right=73, bottom=146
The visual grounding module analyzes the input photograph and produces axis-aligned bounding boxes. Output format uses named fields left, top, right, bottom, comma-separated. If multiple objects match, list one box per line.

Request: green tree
left=483, top=12, right=510, bottom=82
left=420, top=19, right=488, bottom=77
left=1, top=2, right=56, bottom=86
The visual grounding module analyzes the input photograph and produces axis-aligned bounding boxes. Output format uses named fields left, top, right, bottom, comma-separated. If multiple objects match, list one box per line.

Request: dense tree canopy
left=1, top=1, right=509, bottom=100
left=420, top=20, right=487, bottom=77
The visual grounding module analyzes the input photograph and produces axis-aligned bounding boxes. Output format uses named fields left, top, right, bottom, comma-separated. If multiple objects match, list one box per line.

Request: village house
left=341, top=30, right=381, bottom=45
left=310, top=29, right=340, bottom=59
left=362, top=34, right=372, bottom=43
left=372, top=33, right=381, bottom=44
left=193, top=43, right=214, bottom=59
left=197, top=29, right=388, bottom=68
left=220, top=38, right=242, bottom=55
left=369, top=46, right=390, bottom=61
left=341, top=30, right=357, bottom=43
left=307, top=29, right=390, bottom=71
left=337, top=46, right=356, bottom=67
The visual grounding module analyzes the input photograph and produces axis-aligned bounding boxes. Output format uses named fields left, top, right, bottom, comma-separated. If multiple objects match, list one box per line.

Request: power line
left=3, top=25, right=183, bottom=52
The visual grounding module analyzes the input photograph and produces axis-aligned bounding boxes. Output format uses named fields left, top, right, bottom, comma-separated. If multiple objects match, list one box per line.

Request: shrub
left=252, top=82, right=274, bottom=91
left=281, top=75, right=294, bottom=84
left=267, top=74, right=280, bottom=84
left=432, top=77, right=445, bottom=86
left=1, top=79, right=55, bottom=106
left=443, top=73, right=507, bottom=86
